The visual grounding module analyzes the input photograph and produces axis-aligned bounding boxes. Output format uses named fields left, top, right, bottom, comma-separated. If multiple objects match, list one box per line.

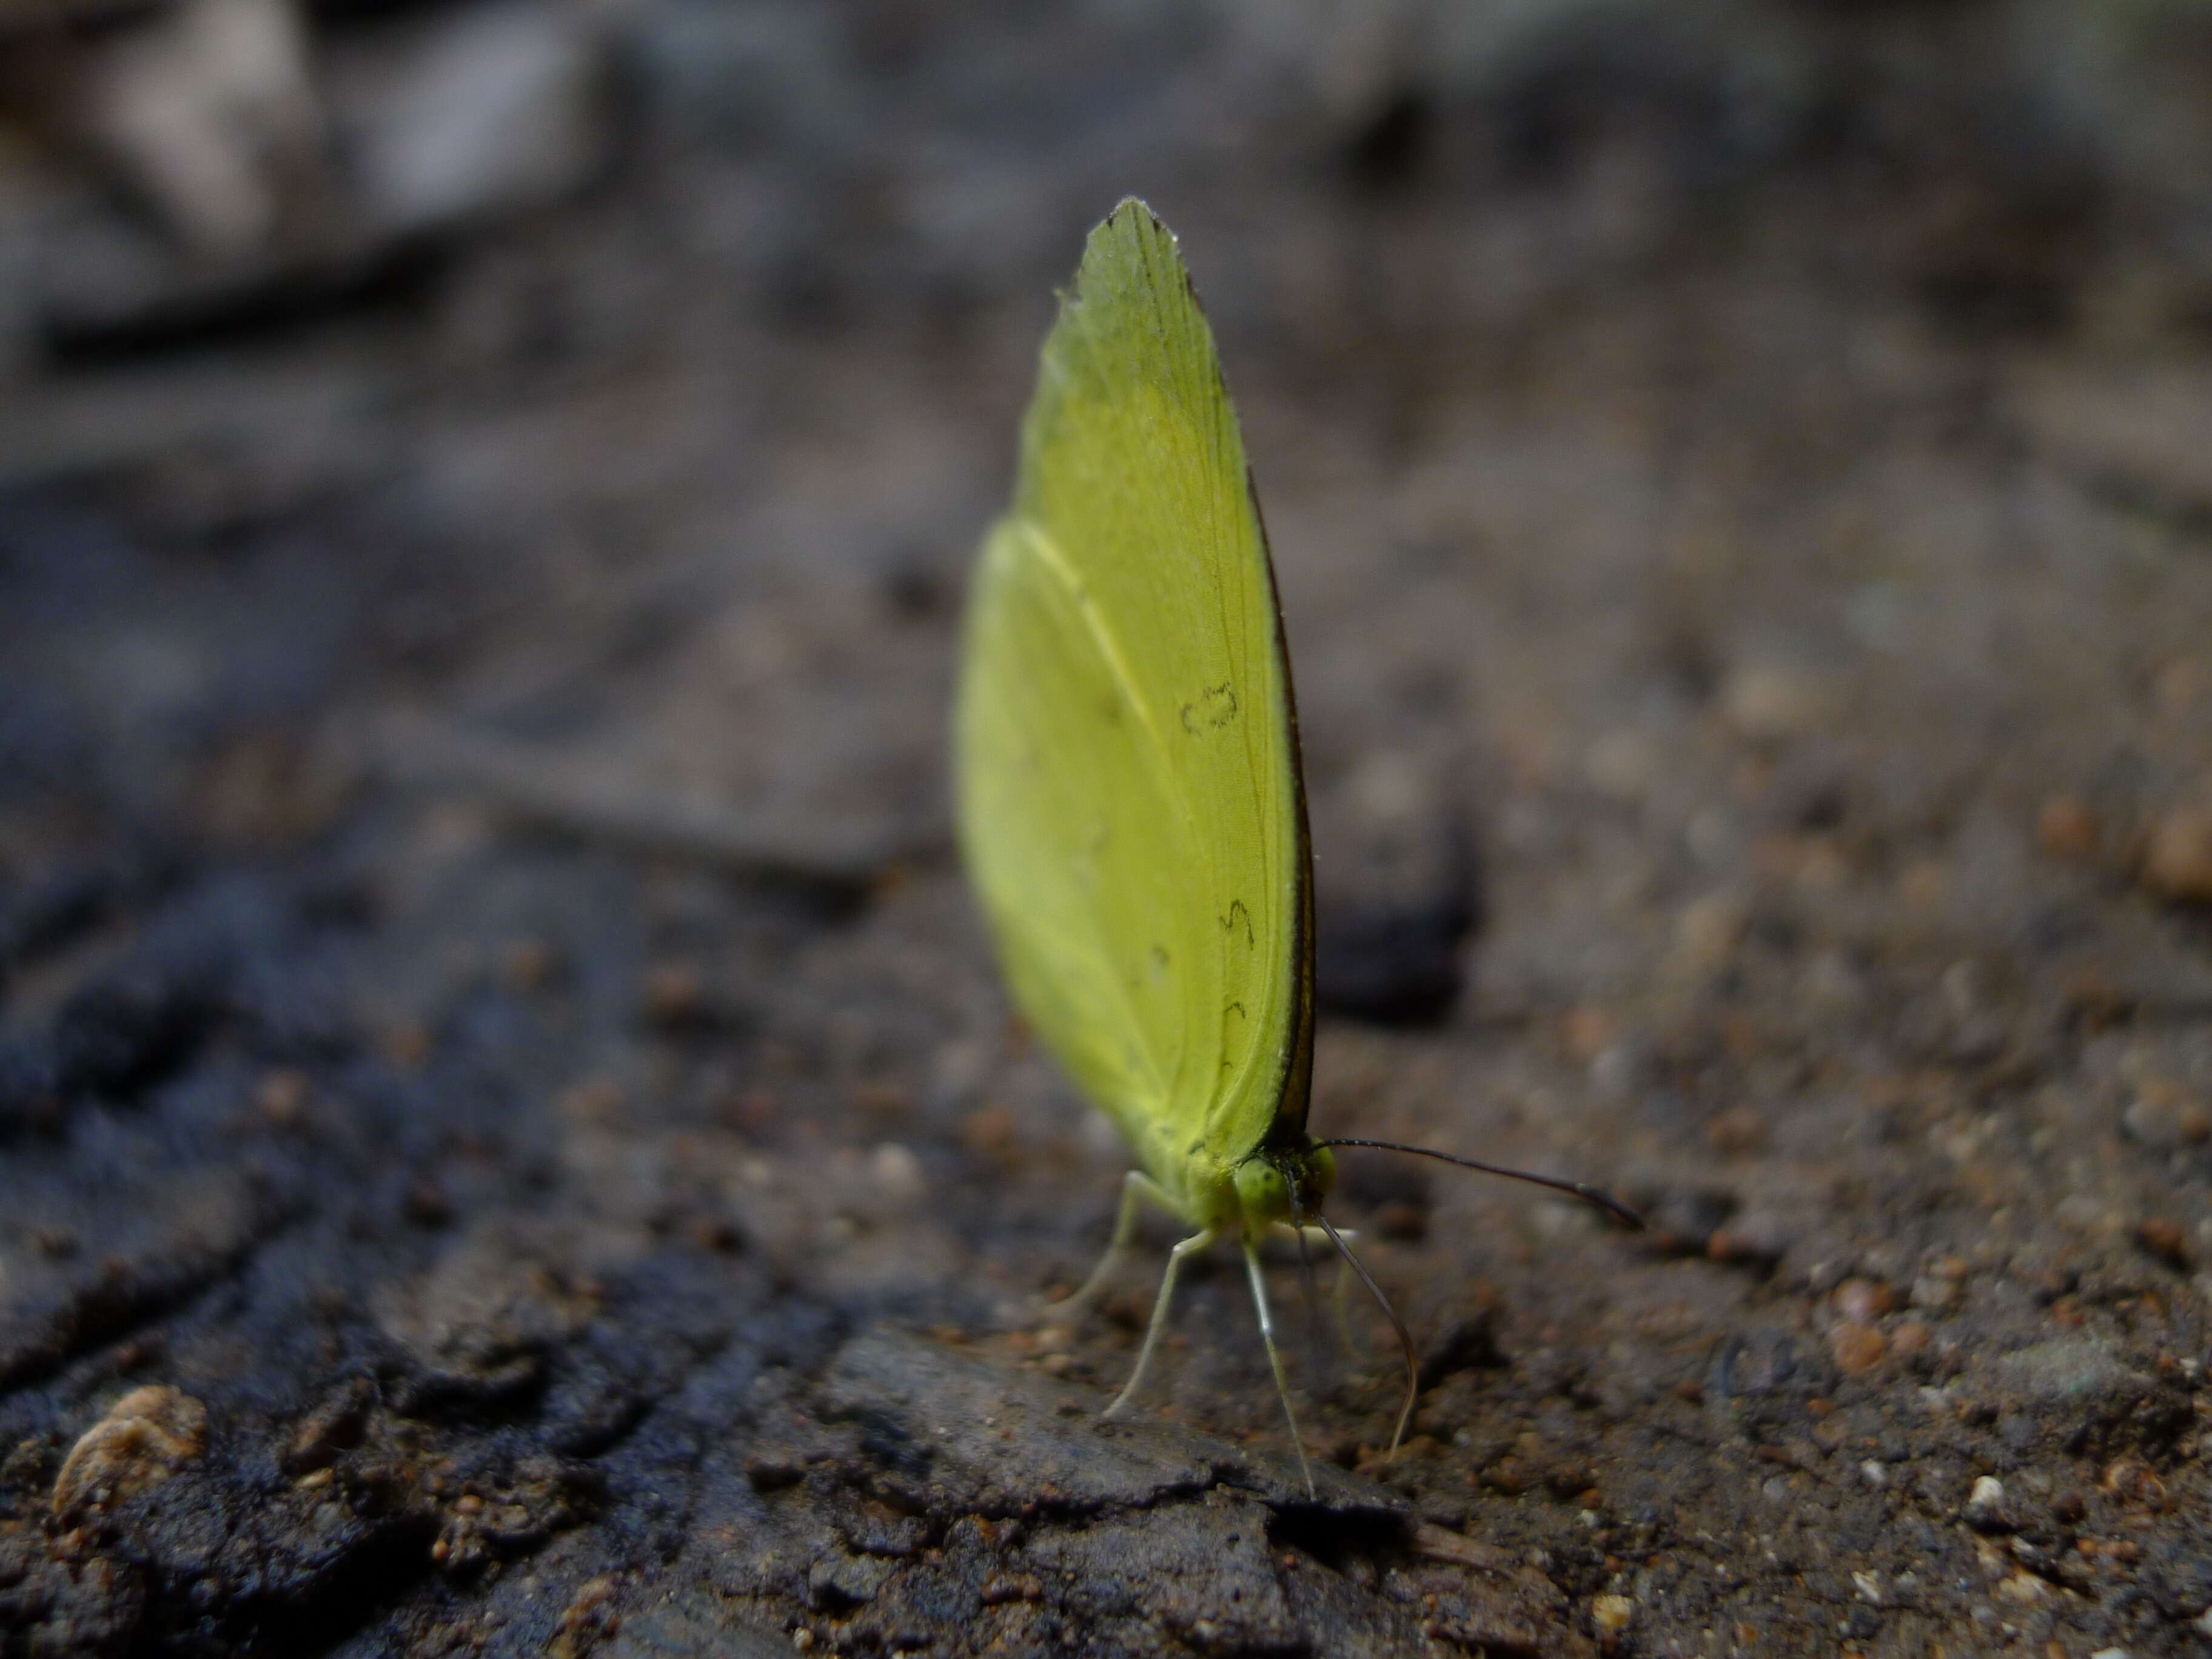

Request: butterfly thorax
left=1147, top=1140, right=1334, bottom=1244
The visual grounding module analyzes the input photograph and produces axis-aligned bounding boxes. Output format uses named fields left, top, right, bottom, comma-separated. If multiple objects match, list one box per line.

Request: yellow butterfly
left=954, top=199, right=1634, bottom=1493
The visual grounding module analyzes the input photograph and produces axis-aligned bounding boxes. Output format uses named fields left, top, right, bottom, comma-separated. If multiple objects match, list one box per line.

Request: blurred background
left=4, top=0, right=2212, bottom=865
left=4, top=3, right=2212, bottom=1655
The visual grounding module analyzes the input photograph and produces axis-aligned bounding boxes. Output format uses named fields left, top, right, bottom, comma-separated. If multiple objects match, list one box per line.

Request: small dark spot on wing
left=1179, top=681, right=1239, bottom=734
left=1219, top=899, right=1253, bottom=948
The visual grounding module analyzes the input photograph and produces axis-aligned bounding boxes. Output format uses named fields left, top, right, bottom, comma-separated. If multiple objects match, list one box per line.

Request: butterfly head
left=1232, top=1141, right=1336, bottom=1236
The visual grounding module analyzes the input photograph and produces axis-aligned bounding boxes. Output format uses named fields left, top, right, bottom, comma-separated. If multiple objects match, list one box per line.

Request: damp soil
left=5, top=25, right=2212, bottom=1659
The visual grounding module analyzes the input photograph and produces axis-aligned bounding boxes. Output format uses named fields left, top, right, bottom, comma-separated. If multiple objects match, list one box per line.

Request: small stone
left=1834, top=1278, right=1895, bottom=1321
left=2122, top=1086, right=2196, bottom=1149
left=1831, top=1322, right=1885, bottom=1375
left=284, top=1378, right=372, bottom=1475
left=1908, top=1275, right=1959, bottom=1312
left=1590, top=1043, right=1644, bottom=1098
left=1589, top=1593, right=1634, bottom=1638
left=1965, top=1474, right=2011, bottom=1532
left=1996, top=1337, right=2146, bottom=1409
left=1675, top=892, right=1749, bottom=971
left=2037, top=796, right=2102, bottom=861
left=2102, top=1458, right=2168, bottom=1509
left=1860, top=1460, right=1886, bottom=1487
left=52, top=1387, right=207, bottom=1516
left=640, top=964, right=706, bottom=1026
left=959, top=1104, right=1020, bottom=1162
left=2086, top=1649, right=2131, bottom=1659
left=1708, top=1216, right=1792, bottom=1266
left=1888, top=1319, right=1931, bottom=1359
left=870, top=1142, right=925, bottom=1203
left=2137, top=1218, right=2190, bottom=1269
left=350, top=2, right=611, bottom=239
left=1721, top=659, right=1839, bottom=740
left=1852, top=1570, right=1884, bottom=1605
left=688, top=1216, right=742, bottom=1253
left=2142, top=808, right=2212, bottom=902
left=255, top=1067, right=310, bottom=1126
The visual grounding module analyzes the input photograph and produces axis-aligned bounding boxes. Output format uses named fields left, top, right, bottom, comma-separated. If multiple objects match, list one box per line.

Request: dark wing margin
left=1248, top=468, right=1316, bottom=1148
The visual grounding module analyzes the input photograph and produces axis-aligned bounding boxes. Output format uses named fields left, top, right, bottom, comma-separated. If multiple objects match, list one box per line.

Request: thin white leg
left=1102, top=1227, right=1216, bottom=1419
left=1051, top=1171, right=1182, bottom=1313
left=1244, top=1239, right=1316, bottom=1499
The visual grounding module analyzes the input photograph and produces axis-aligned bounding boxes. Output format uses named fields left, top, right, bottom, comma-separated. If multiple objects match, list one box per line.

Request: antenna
left=1315, top=1138, right=1644, bottom=1230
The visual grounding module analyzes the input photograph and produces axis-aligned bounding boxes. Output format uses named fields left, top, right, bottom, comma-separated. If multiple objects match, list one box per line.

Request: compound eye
left=1233, top=1157, right=1293, bottom=1224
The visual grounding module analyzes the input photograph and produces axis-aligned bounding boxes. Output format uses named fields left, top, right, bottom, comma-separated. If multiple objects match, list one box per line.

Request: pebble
left=1675, top=892, right=1748, bottom=970
left=1964, top=1474, right=2011, bottom=1532
left=1834, top=1278, right=1895, bottom=1321
left=1831, top=1322, right=1885, bottom=1375
left=1859, top=1460, right=1886, bottom=1487
left=2137, top=1217, right=2191, bottom=1268
left=255, top=1067, right=310, bottom=1126
left=640, top=963, right=706, bottom=1025
left=1908, top=1274, right=1959, bottom=1312
left=2141, top=807, right=2212, bottom=902
left=2036, top=796, right=2102, bottom=861
left=349, top=3, right=610, bottom=238
left=2006, top=361, right=2212, bottom=508
left=870, top=1142, right=925, bottom=1203
left=51, top=1386, right=208, bottom=1516
left=1720, top=659, right=1839, bottom=740
left=1998, top=1337, right=2144, bottom=1408
left=1589, top=1593, right=1634, bottom=1638
left=2122, top=1092, right=2212, bottom=1149
left=1888, top=1319, right=1931, bottom=1359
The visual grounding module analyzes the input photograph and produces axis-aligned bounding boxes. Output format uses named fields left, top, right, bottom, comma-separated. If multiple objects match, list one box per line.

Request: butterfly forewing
left=955, top=201, right=1308, bottom=1190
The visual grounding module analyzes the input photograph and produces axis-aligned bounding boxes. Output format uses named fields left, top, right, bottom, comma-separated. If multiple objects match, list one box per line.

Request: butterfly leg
left=1052, top=1171, right=1183, bottom=1313
left=1102, top=1226, right=1216, bottom=1421
left=1242, top=1239, right=1317, bottom=1498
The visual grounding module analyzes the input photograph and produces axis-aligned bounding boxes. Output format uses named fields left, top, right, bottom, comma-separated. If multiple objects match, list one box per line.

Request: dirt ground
left=4, top=5, right=2212, bottom=1656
